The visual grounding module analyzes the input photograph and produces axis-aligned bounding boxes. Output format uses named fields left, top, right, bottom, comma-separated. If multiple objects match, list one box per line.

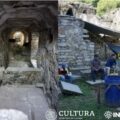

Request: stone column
left=37, top=30, right=59, bottom=109
left=31, top=32, right=39, bottom=59
left=2, top=32, right=9, bottom=69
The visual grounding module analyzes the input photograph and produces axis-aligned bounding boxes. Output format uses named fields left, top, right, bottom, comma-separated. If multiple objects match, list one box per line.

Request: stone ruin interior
left=0, top=1, right=59, bottom=110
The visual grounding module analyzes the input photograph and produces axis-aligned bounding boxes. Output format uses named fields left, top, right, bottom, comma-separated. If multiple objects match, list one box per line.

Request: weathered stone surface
left=31, top=33, right=39, bottom=59
left=57, top=15, right=94, bottom=70
left=0, top=1, right=59, bottom=109
left=59, top=2, right=96, bottom=17
left=0, top=109, right=28, bottom=120
left=0, top=85, right=50, bottom=120
left=2, top=67, right=43, bottom=85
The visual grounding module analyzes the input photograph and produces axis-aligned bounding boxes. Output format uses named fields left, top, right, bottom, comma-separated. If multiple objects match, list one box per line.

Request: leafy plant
left=97, top=0, right=120, bottom=16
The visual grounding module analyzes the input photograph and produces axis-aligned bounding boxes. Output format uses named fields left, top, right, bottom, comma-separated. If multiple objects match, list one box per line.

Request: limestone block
left=2, top=67, right=43, bottom=85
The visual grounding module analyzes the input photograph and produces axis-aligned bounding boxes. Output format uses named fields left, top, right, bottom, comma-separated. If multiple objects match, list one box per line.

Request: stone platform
left=0, top=85, right=50, bottom=120
left=0, top=67, right=43, bottom=85
left=86, top=80, right=105, bottom=85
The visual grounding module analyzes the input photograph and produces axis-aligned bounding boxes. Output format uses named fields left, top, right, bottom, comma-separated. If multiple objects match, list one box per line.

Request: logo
left=58, top=110, right=95, bottom=119
left=45, top=109, right=57, bottom=120
left=104, top=111, right=112, bottom=119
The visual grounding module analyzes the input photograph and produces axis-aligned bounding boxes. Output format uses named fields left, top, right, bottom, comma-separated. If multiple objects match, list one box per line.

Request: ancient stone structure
left=0, top=1, right=59, bottom=108
left=59, top=1, right=96, bottom=16
left=103, top=8, right=120, bottom=32
left=57, top=15, right=117, bottom=73
left=58, top=15, right=95, bottom=72
left=58, top=1, right=120, bottom=70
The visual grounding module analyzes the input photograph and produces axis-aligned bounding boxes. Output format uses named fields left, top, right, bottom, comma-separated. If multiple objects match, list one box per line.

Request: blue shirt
left=105, top=58, right=116, bottom=68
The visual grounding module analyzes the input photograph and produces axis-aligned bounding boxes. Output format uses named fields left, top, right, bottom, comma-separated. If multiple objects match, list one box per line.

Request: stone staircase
left=70, top=61, right=106, bottom=80
left=58, top=16, right=97, bottom=79
left=57, top=34, right=70, bottom=65
left=70, top=66, right=91, bottom=77
left=70, top=29, right=93, bottom=76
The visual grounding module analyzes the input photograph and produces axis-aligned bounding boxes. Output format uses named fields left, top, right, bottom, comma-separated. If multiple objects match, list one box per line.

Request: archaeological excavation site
left=0, top=1, right=59, bottom=120
left=1, top=0, right=120, bottom=120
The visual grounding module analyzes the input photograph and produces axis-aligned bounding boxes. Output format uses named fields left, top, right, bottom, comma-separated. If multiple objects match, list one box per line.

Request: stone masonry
left=0, top=1, right=59, bottom=109
left=57, top=15, right=94, bottom=72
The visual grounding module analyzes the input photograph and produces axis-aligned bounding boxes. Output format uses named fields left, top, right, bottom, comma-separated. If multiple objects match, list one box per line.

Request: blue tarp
left=107, top=44, right=120, bottom=54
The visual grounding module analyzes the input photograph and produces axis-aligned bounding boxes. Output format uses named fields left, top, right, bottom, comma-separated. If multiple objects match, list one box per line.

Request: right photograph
left=58, top=0, right=120, bottom=120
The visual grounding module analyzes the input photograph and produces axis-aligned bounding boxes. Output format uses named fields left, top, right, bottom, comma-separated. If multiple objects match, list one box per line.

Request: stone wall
left=31, top=32, right=39, bottom=59
left=0, top=1, right=59, bottom=109
left=94, top=43, right=113, bottom=60
left=59, top=2, right=96, bottom=16
left=57, top=15, right=95, bottom=71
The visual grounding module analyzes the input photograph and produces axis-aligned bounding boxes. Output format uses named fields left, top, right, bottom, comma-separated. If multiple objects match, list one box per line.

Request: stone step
left=57, top=59, right=68, bottom=62
left=57, top=56, right=74, bottom=59
left=59, top=35, right=66, bottom=38
left=0, top=67, right=43, bottom=85
left=84, top=39, right=91, bottom=41
left=57, top=43, right=68, bottom=46
left=9, top=61, right=29, bottom=68
left=86, top=80, right=105, bottom=85
left=81, top=69, right=91, bottom=74
left=57, top=49, right=71, bottom=52
left=75, top=60, right=83, bottom=63
left=5, top=67, right=42, bottom=73
left=70, top=70, right=81, bottom=76
left=83, top=29, right=88, bottom=33
left=58, top=41, right=66, bottom=44
left=70, top=67, right=91, bottom=76
left=58, top=62, right=68, bottom=65
left=83, top=35, right=89, bottom=38
left=83, top=38, right=90, bottom=41
left=70, top=66, right=90, bottom=70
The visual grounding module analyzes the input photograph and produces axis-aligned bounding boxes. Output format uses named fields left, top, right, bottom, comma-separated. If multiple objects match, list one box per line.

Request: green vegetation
left=82, top=0, right=120, bottom=16
left=58, top=79, right=119, bottom=120
left=97, top=0, right=120, bottom=16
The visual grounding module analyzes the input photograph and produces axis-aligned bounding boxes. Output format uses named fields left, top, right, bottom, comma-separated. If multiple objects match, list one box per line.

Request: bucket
left=105, top=76, right=120, bottom=107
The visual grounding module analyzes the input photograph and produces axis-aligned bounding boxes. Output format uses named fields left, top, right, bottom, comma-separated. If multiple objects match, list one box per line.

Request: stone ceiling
left=0, top=1, right=58, bottom=37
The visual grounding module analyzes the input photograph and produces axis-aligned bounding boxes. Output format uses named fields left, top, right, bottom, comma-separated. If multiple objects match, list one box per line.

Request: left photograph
left=0, top=1, right=58, bottom=120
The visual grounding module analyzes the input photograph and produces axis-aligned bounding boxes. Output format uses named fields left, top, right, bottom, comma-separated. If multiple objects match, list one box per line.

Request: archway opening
left=12, top=31, right=25, bottom=46
left=8, top=30, right=30, bottom=67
